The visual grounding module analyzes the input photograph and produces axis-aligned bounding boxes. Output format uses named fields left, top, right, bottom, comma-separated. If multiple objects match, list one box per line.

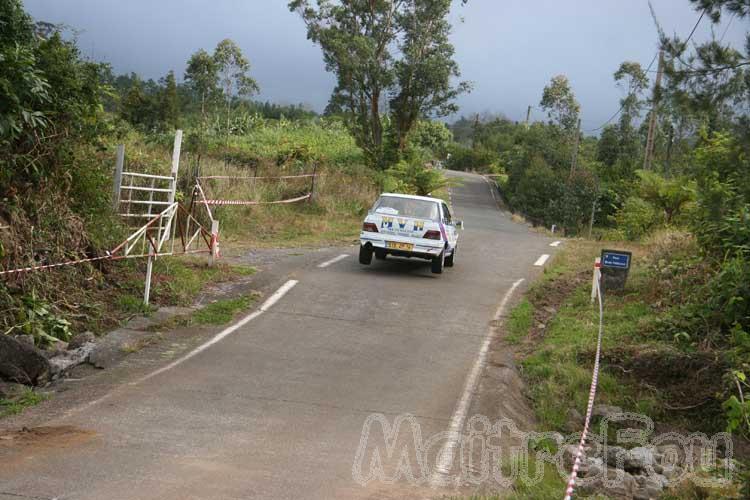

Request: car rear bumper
left=360, top=233, right=443, bottom=258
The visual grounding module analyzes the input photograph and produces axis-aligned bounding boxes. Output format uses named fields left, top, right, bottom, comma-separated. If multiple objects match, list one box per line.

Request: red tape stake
left=564, top=267, right=604, bottom=500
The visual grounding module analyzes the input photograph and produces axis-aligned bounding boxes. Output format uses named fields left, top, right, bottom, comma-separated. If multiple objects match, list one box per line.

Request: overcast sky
left=23, top=0, right=746, bottom=132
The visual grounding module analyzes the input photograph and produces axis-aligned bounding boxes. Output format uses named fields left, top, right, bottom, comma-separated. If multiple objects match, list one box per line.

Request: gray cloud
left=24, top=0, right=746, bottom=131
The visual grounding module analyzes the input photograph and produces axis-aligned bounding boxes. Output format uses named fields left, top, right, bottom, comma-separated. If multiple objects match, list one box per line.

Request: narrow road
left=0, top=171, right=557, bottom=500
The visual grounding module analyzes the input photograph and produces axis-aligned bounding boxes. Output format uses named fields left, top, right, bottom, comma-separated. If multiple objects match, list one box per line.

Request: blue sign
left=602, top=251, right=630, bottom=269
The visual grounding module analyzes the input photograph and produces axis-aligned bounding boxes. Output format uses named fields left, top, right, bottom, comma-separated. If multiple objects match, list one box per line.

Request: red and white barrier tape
left=198, top=174, right=316, bottom=180
left=201, top=193, right=311, bottom=206
left=564, top=266, right=604, bottom=500
left=0, top=254, right=111, bottom=277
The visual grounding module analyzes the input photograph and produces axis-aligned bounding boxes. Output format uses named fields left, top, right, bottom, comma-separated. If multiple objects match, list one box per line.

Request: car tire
left=374, top=249, right=387, bottom=260
left=445, top=246, right=456, bottom=267
left=359, top=245, right=373, bottom=265
left=431, top=251, right=444, bottom=274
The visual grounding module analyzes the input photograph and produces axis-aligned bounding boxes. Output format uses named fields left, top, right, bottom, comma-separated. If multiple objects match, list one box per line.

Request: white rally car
left=359, top=193, right=462, bottom=274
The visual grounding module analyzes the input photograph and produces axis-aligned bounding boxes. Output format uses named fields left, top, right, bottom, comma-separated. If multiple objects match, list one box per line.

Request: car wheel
left=359, top=245, right=373, bottom=265
left=431, top=251, right=444, bottom=274
left=374, top=249, right=387, bottom=260
left=445, top=246, right=456, bottom=267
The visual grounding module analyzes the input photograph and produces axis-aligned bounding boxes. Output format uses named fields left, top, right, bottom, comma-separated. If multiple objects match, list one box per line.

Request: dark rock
left=604, top=445, right=628, bottom=468
left=592, top=404, right=624, bottom=420
left=14, top=335, right=35, bottom=348
left=68, top=331, right=96, bottom=350
left=565, top=408, right=584, bottom=432
left=0, top=334, right=52, bottom=385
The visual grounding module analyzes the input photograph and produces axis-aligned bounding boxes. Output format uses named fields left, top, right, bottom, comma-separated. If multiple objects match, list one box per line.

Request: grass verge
left=192, top=294, right=259, bottom=325
left=0, top=389, right=47, bottom=418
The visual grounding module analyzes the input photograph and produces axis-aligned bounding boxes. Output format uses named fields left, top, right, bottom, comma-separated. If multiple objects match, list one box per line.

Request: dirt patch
left=0, top=425, right=96, bottom=468
left=516, top=269, right=590, bottom=351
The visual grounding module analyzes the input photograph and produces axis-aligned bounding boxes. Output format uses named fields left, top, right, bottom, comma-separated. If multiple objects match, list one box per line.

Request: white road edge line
left=550, top=240, right=561, bottom=247
left=58, top=280, right=299, bottom=420
left=430, top=278, right=525, bottom=487
left=318, top=254, right=349, bottom=268
left=534, top=254, right=550, bottom=266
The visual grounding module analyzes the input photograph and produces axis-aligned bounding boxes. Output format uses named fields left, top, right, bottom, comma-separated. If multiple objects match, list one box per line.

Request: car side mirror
left=455, top=220, right=464, bottom=230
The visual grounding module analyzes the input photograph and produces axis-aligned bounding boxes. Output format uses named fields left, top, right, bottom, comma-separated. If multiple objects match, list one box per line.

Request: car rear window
left=373, top=196, right=440, bottom=221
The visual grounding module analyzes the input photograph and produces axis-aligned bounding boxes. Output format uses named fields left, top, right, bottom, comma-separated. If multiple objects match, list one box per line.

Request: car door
left=441, top=203, right=458, bottom=251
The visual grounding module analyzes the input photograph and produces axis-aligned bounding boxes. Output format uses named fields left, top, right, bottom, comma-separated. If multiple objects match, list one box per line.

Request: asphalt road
left=0, top=171, right=557, bottom=500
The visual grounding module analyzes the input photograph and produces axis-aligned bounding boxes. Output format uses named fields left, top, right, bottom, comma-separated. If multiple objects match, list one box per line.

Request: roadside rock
left=68, top=331, right=96, bottom=350
left=0, top=334, right=52, bottom=385
left=565, top=408, right=584, bottom=432
left=13, top=335, right=35, bottom=348
left=0, top=381, right=27, bottom=399
left=625, top=446, right=657, bottom=471
left=49, top=343, right=96, bottom=376
left=592, top=404, right=624, bottom=420
left=88, top=328, right=146, bottom=369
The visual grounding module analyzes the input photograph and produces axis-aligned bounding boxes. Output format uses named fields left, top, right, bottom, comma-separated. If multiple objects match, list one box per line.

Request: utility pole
left=643, top=49, right=665, bottom=170
left=570, top=118, right=582, bottom=176
left=525, top=105, right=532, bottom=129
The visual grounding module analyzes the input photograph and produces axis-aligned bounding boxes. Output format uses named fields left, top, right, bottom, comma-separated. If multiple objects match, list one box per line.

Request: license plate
left=387, top=241, right=414, bottom=251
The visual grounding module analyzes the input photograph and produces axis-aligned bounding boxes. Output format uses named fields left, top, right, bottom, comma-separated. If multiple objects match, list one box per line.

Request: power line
left=584, top=52, right=659, bottom=133
left=684, top=8, right=706, bottom=47
left=585, top=8, right=706, bottom=134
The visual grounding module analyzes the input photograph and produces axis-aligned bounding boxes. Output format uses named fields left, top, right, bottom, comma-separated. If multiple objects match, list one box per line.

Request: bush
left=613, top=196, right=661, bottom=240
left=383, top=159, right=449, bottom=196
left=445, top=143, right=499, bottom=172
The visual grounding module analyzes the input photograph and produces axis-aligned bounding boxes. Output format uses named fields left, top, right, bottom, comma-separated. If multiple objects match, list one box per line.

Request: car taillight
left=423, top=230, right=442, bottom=240
left=363, top=222, right=379, bottom=232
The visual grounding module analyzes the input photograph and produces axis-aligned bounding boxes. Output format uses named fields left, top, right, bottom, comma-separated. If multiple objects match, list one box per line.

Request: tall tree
left=212, top=39, right=259, bottom=133
left=614, top=61, right=649, bottom=159
left=160, top=70, right=180, bottom=129
left=390, top=0, right=471, bottom=151
left=539, top=75, right=580, bottom=133
left=660, top=0, right=749, bottom=134
left=184, top=49, right=218, bottom=120
left=288, top=0, right=468, bottom=168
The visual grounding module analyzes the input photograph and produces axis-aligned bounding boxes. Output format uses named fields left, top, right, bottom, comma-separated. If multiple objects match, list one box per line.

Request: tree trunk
left=0, top=335, right=52, bottom=386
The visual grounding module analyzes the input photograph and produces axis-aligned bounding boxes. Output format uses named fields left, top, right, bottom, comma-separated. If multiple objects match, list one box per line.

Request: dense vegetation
left=444, top=0, right=750, bottom=444
left=0, top=0, right=457, bottom=345
left=1, top=0, right=748, bottom=449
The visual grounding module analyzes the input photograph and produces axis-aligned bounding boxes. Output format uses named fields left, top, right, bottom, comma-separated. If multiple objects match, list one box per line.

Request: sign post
left=599, top=249, right=632, bottom=293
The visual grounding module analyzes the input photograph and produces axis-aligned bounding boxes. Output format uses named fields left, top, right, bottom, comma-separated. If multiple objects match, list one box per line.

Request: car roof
left=379, top=193, right=446, bottom=204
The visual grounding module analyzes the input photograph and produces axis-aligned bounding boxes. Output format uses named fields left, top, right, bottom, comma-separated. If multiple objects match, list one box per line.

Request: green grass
left=515, top=241, right=663, bottom=431
left=0, top=389, right=47, bottom=418
left=192, top=294, right=258, bottom=325
left=506, top=298, right=533, bottom=344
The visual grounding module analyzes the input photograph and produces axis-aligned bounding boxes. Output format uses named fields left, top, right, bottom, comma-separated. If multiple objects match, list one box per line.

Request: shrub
left=445, top=143, right=499, bottom=172
left=613, top=196, right=661, bottom=240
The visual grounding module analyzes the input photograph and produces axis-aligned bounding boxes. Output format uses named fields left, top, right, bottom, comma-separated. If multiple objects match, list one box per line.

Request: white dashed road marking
left=534, top=254, right=550, bottom=266
left=550, top=241, right=561, bottom=247
left=318, top=254, right=349, bottom=268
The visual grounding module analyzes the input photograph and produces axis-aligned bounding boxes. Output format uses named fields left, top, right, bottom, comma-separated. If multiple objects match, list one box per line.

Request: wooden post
left=112, top=144, right=125, bottom=211
left=643, top=50, right=665, bottom=170
left=525, top=105, right=532, bottom=129
left=144, top=246, right=154, bottom=306
left=588, top=198, right=597, bottom=240
left=570, top=118, right=582, bottom=177
left=309, top=162, right=318, bottom=203
left=169, top=130, right=183, bottom=204
left=208, top=220, right=220, bottom=267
